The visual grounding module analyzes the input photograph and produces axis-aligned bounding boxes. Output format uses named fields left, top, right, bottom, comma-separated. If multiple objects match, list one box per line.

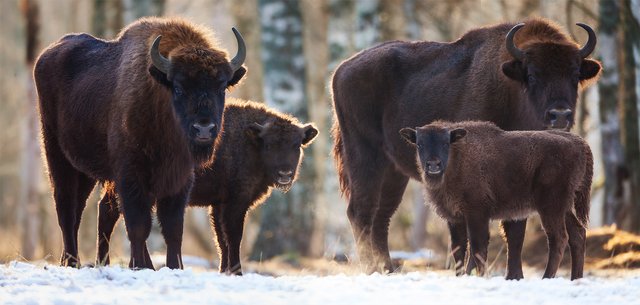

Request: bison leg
left=447, top=221, right=468, bottom=276
left=210, top=205, right=230, bottom=273
left=371, top=168, right=409, bottom=273
left=118, top=175, right=154, bottom=270
left=220, top=205, right=248, bottom=276
left=565, top=212, right=586, bottom=280
left=44, top=136, right=96, bottom=267
left=465, top=213, right=490, bottom=276
left=96, top=190, right=120, bottom=266
left=156, top=182, right=191, bottom=270
left=540, top=214, right=568, bottom=279
left=500, top=219, right=526, bottom=280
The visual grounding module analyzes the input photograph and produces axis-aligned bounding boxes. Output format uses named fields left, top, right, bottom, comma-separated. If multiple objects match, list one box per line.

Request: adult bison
left=34, top=17, right=247, bottom=269
left=96, top=99, right=318, bottom=274
left=331, top=18, right=600, bottom=278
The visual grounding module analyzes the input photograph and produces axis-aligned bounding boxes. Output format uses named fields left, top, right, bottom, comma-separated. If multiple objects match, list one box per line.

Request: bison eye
left=527, top=74, right=536, bottom=85
left=173, top=86, right=184, bottom=96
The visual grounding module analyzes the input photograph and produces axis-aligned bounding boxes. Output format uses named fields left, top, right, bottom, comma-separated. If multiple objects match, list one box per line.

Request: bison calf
left=400, top=121, right=592, bottom=280
left=97, top=99, right=318, bottom=274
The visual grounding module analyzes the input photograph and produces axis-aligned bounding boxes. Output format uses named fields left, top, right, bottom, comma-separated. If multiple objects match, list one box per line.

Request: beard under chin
left=190, top=142, right=215, bottom=168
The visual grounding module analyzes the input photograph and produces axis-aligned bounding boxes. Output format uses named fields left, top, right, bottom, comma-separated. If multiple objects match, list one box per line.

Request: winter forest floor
left=2, top=225, right=640, bottom=305
left=0, top=259, right=639, bottom=305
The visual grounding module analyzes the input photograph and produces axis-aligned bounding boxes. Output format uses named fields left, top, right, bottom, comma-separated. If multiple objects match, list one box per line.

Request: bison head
left=247, top=119, right=318, bottom=192
left=501, top=23, right=601, bottom=130
left=400, top=125, right=466, bottom=185
left=148, top=28, right=247, bottom=164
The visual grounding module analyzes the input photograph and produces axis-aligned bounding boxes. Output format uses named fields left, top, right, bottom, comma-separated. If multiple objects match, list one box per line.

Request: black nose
left=192, top=122, right=216, bottom=141
left=426, top=160, right=442, bottom=174
left=278, top=170, right=293, bottom=177
left=547, top=108, right=572, bottom=129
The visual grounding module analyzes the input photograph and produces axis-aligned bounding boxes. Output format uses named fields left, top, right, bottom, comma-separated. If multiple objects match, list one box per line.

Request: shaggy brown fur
left=400, top=120, right=593, bottom=280
left=95, top=99, right=318, bottom=274
left=34, top=17, right=247, bottom=269
left=331, top=17, right=600, bottom=277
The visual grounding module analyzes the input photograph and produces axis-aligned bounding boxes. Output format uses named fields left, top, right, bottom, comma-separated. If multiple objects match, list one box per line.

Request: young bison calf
left=97, top=99, right=318, bottom=274
left=400, top=121, right=592, bottom=280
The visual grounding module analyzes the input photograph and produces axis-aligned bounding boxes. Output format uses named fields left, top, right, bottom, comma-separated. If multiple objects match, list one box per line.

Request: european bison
left=96, top=99, right=318, bottom=274
left=331, top=18, right=600, bottom=277
left=399, top=121, right=593, bottom=280
left=34, top=17, right=247, bottom=269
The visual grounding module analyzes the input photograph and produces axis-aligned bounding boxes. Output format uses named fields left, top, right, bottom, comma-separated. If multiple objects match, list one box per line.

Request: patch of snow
left=390, top=249, right=437, bottom=260
left=1, top=261, right=639, bottom=305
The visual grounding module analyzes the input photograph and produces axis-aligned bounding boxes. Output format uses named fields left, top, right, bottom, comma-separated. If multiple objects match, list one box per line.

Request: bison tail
left=332, top=119, right=350, bottom=199
left=574, top=143, right=593, bottom=228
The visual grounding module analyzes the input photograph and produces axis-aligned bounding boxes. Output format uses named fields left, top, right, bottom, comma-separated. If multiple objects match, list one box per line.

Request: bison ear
left=399, top=128, right=417, bottom=145
left=579, top=59, right=601, bottom=81
left=246, top=122, right=264, bottom=141
left=501, top=60, right=525, bottom=83
left=227, top=66, right=247, bottom=88
left=450, top=128, right=467, bottom=143
left=149, top=66, right=172, bottom=88
left=302, top=124, right=319, bottom=146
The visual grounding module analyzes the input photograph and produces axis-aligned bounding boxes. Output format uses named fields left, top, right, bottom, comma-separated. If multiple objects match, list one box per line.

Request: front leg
left=156, top=179, right=192, bottom=269
left=118, top=174, right=154, bottom=270
left=447, top=221, right=468, bottom=276
left=210, top=205, right=230, bottom=273
left=465, top=213, right=490, bottom=276
left=223, top=208, right=249, bottom=276
left=500, top=219, right=526, bottom=280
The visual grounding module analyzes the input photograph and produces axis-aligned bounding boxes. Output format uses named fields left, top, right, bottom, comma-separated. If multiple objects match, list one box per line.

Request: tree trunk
left=225, top=0, right=264, bottom=102
left=301, top=0, right=329, bottom=258
left=250, top=0, right=313, bottom=260
left=18, top=0, right=41, bottom=261
left=598, top=0, right=625, bottom=226
left=619, top=0, right=640, bottom=232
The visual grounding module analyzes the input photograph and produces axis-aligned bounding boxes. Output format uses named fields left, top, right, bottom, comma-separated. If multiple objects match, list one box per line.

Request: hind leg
left=343, top=146, right=390, bottom=272
left=43, top=135, right=95, bottom=267
left=96, top=189, right=120, bottom=266
left=565, top=212, right=586, bottom=280
left=540, top=214, right=568, bottom=279
left=371, top=167, right=409, bottom=273
left=500, top=219, right=526, bottom=280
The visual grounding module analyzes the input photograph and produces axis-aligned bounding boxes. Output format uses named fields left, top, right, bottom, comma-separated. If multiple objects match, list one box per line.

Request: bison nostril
left=278, top=170, right=293, bottom=177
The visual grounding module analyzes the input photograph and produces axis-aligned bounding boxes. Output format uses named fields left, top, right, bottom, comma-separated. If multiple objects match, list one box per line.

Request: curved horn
left=230, top=27, right=246, bottom=72
left=576, top=23, right=596, bottom=58
left=506, top=23, right=526, bottom=61
left=150, top=35, right=171, bottom=74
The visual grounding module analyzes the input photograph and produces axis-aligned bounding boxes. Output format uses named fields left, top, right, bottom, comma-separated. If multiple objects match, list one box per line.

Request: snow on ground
left=1, top=261, right=639, bottom=305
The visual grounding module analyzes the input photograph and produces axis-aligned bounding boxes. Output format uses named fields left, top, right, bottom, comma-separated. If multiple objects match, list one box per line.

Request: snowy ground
left=1, top=261, right=639, bottom=305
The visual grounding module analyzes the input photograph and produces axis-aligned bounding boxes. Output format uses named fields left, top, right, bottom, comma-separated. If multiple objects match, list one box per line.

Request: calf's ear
left=227, top=66, right=247, bottom=88
left=579, top=59, right=601, bottom=81
left=501, top=60, right=525, bottom=83
left=302, top=124, right=319, bottom=146
left=246, top=122, right=264, bottom=141
left=450, top=128, right=467, bottom=143
left=399, top=128, right=417, bottom=145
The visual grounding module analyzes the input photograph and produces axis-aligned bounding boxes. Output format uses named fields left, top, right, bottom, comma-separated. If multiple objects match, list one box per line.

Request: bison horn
left=506, top=23, right=526, bottom=61
left=150, top=35, right=171, bottom=75
left=576, top=23, right=596, bottom=58
left=230, top=27, right=246, bottom=73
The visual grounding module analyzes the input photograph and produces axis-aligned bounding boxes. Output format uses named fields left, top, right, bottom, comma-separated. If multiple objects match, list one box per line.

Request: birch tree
left=250, top=0, right=314, bottom=260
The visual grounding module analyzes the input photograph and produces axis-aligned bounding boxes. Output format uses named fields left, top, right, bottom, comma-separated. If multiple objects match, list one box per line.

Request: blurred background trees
left=1, top=0, right=639, bottom=269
